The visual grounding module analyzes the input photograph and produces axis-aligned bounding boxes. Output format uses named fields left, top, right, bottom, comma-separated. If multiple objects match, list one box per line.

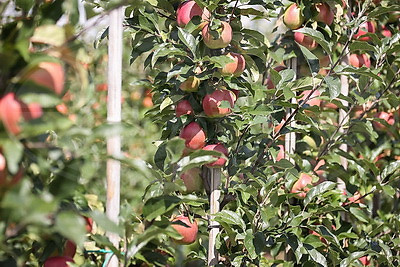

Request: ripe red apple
left=359, top=256, right=370, bottom=266
left=203, top=143, right=229, bottom=167
left=0, top=151, right=6, bottom=185
left=314, top=3, right=334, bottom=25
left=179, top=122, right=206, bottom=150
left=220, top=52, right=246, bottom=77
left=180, top=167, right=203, bottom=193
left=0, top=93, right=43, bottom=134
left=373, top=111, right=394, bottom=131
left=283, top=3, right=304, bottom=30
left=265, top=65, right=286, bottom=89
left=354, top=21, right=376, bottom=41
left=202, top=21, right=232, bottom=49
left=96, top=83, right=108, bottom=92
left=291, top=173, right=312, bottom=198
left=44, top=256, right=74, bottom=267
left=202, top=89, right=235, bottom=118
left=299, top=90, right=321, bottom=107
left=180, top=76, right=200, bottom=92
left=381, top=25, right=392, bottom=37
left=176, top=100, right=194, bottom=117
left=230, top=89, right=240, bottom=101
left=63, top=240, right=76, bottom=258
left=294, top=31, right=318, bottom=50
left=171, top=215, right=198, bottom=244
left=84, top=216, right=93, bottom=233
left=276, top=145, right=285, bottom=161
left=176, top=0, right=210, bottom=27
left=26, top=62, right=65, bottom=95
left=349, top=54, right=371, bottom=68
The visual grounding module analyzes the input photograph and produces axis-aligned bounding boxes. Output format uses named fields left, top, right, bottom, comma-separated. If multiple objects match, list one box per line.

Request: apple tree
left=127, top=0, right=400, bottom=266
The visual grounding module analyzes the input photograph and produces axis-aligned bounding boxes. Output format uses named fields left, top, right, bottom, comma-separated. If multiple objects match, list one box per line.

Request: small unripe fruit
left=202, top=21, right=232, bottom=49
left=171, top=215, right=198, bottom=244
left=220, top=52, right=246, bottom=77
left=180, top=76, right=200, bottom=92
left=283, top=4, right=304, bottom=30
left=202, top=89, right=235, bottom=118
left=176, top=100, right=194, bottom=117
left=349, top=54, right=371, bottom=68
left=294, top=31, right=318, bottom=50
left=176, top=0, right=210, bottom=27
left=314, top=3, right=334, bottom=25
left=179, top=122, right=206, bottom=150
left=203, top=143, right=228, bottom=167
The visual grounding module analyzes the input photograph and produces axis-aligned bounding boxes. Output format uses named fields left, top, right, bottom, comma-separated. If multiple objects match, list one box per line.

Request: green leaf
left=349, top=207, right=369, bottom=223
left=214, top=210, right=246, bottom=230
left=178, top=28, right=197, bottom=59
left=54, top=211, right=86, bottom=246
left=349, top=41, right=376, bottom=52
left=142, top=196, right=181, bottom=220
left=324, top=76, right=341, bottom=100
left=298, top=44, right=319, bottom=74
left=304, top=181, right=336, bottom=206
left=381, top=160, right=400, bottom=181
left=294, top=28, right=331, bottom=54
left=30, top=25, right=66, bottom=46
left=306, top=246, right=327, bottom=267
left=2, top=139, right=23, bottom=174
left=244, top=230, right=257, bottom=259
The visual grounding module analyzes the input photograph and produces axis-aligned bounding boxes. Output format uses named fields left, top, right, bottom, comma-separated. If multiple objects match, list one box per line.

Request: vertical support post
left=208, top=168, right=221, bottom=266
left=338, top=72, right=349, bottom=192
left=106, top=6, right=123, bottom=267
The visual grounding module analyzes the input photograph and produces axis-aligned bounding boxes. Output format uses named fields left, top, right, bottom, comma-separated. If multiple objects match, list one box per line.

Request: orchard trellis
left=0, top=0, right=400, bottom=266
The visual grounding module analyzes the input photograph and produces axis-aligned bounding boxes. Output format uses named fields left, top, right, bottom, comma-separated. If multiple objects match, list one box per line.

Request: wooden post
left=208, top=168, right=221, bottom=266
left=106, top=6, right=123, bottom=267
left=284, top=58, right=297, bottom=164
left=338, top=72, right=349, bottom=192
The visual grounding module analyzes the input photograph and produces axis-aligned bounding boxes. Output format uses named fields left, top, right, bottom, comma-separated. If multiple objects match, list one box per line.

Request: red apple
left=176, top=100, right=194, bottom=117
left=26, top=62, right=65, bottom=95
left=96, top=83, right=108, bottom=92
left=176, top=0, right=210, bottom=27
left=381, top=25, right=392, bottom=37
left=0, top=93, right=43, bottom=134
left=265, top=65, right=286, bottom=89
left=276, top=145, right=285, bottom=161
left=180, top=76, right=200, bottom=92
left=299, top=90, right=321, bottom=107
left=171, top=215, right=198, bottom=244
left=291, top=173, right=312, bottom=198
left=230, top=89, right=240, bottom=101
left=354, top=21, right=376, bottom=41
left=220, top=52, right=246, bottom=77
left=84, top=216, right=93, bottom=233
left=314, top=3, right=334, bottom=25
left=202, top=89, right=235, bottom=118
left=180, top=167, right=203, bottom=193
left=0, top=151, right=6, bottom=185
left=202, top=21, right=232, bottom=49
left=294, top=31, right=318, bottom=50
left=349, top=54, right=371, bottom=68
left=283, top=3, right=304, bottom=30
left=63, top=240, right=76, bottom=258
left=179, top=122, right=206, bottom=150
left=359, top=256, right=370, bottom=266
left=373, top=111, right=394, bottom=131
left=203, top=143, right=229, bottom=167
left=44, top=256, right=74, bottom=267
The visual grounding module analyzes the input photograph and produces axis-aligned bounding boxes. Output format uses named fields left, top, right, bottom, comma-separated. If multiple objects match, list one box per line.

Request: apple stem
left=207, top=168, right=221, bottom=266
left=106, top=6, right=123, bottom=267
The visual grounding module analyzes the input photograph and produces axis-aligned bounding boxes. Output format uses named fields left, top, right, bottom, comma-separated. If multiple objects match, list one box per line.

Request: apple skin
left=314, top=3, right=334, bottom=25
left=373, top=111, right=394, bottom=131
left=265, top=65, right=286, bottom=89
left=176, top=100, right=194, bottom=117
left=290, top=173, right=312, bottom=198
left=202, top=89, right=235, bottom=118
left=44, top=256, right=74, bottom=267
left=96, top=83, right=108, bottom=92
left=354, top=21, right=376, bottom=41
left=179, top=122, right=206, bottom=150
left=180, top=76, right=200, bottom=92
left=276, top=145, right=285, bottom=161
left=283, top=3, right=304, bottom=30
left=84, top=216, right=94, bottom=233
left=359, top=256, right=370, bottom=266
left=349, top=54, right=371, bottom=68
left=180, top=167, right=203, bottom=193
left=171, top=215, right=198, bottom=244
left=294, top=31, right=318, bottom=50
left=381, top=25, right=392, bottom=37
left=0, top=93, right=43, bottom=134
left=176, top=0, right=210, bottom=27
left=220, top=52, right=246, bottom=77
left=63, top=240, right=76, bottom=258
left=202, top=21, right=232, bottom=49
left=203, top=143, right=228, bottom=167
left=27, top=62, right=65, bottom=95
left=0, top=151, right=6, bottom=185
left=300, top=90, right=321, bottom=107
